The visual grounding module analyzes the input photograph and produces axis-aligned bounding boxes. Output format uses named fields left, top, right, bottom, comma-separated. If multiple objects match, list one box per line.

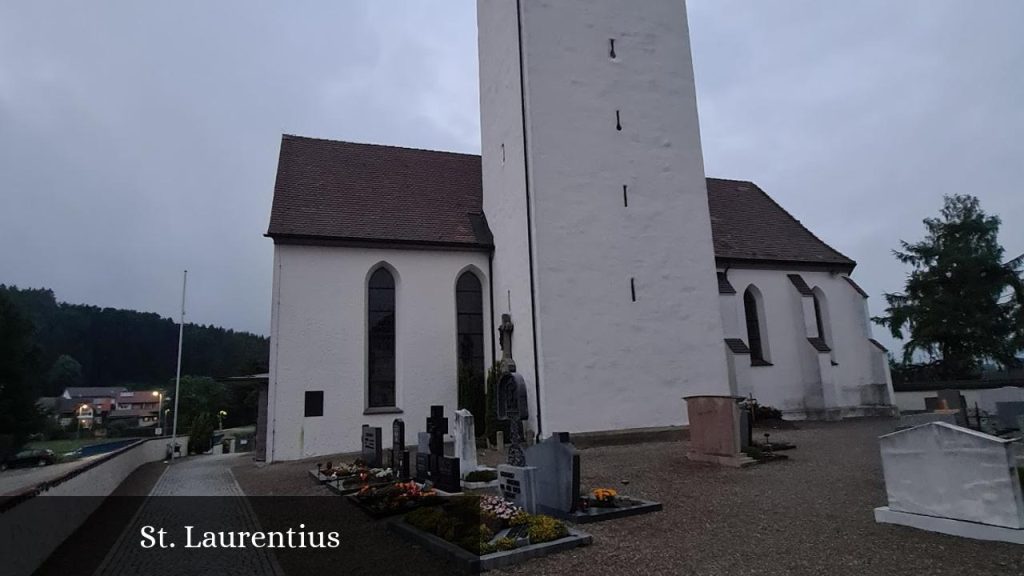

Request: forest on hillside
left=0, top=285, right=268, bottom=396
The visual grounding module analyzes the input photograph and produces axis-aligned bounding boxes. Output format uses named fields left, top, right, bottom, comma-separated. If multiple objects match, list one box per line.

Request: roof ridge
left=745, top=181, right=855, bottom=265
left=281, top=134, right=481, bottom=159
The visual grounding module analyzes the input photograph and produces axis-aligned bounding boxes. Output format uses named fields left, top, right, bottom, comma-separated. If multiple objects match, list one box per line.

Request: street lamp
left=152, top=390, right=164, bottom=433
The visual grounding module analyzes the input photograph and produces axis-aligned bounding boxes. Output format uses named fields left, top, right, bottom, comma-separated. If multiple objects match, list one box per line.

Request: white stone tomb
left=874, top=422, right=1024, bottom=543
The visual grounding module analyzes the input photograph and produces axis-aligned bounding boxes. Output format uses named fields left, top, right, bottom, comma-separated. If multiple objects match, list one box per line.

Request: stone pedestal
left=684, top=395, right=755, bottom=468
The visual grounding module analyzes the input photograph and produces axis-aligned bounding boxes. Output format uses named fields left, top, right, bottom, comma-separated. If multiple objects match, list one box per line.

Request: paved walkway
left=94, top=454, right=281, bottom=576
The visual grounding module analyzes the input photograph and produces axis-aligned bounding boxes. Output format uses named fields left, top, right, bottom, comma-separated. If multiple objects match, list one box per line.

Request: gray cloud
left=1, top=1, right=1021, bottom=353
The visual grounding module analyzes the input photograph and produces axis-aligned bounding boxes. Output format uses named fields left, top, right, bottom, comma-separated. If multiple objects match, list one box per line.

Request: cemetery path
left=93, top=454, right=283, bottom=576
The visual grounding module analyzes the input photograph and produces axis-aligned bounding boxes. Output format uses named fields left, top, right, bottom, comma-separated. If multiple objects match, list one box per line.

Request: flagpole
left=169, top=270, right=187, bottom=460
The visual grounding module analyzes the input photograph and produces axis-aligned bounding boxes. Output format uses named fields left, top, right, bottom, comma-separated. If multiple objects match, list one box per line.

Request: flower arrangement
left=479, top=495, right=521, bottom=521
left=592, top=488, right=617, bottom=505
left=406, top=495, right=570, bottom=555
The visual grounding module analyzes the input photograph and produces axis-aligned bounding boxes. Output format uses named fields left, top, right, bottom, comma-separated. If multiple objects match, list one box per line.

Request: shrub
left=484, top=364, right=509, bottom=444
left=187, top=412, right=216, bottom=454
left=406, top=506, right=445, bottom=533
left=753, top=404, right=782, bottom=421
left=509, top=511, right=530, bottom=527
left=494, top=537, right=517, bottom=551
left=106, top=420, right=131, bottom=438
left=526, top=515, right=568, bottom=544
left=465, top=470, right=497, bottom=483
left=457, top=362, right=486, bottom=434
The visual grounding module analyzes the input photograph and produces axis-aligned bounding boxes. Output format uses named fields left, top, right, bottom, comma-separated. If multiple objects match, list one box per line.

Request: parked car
left=0, top=448, right=57, bottom=471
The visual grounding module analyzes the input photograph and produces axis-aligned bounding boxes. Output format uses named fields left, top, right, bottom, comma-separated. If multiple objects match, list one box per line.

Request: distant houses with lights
left=37, top=387, right=164, bottom=432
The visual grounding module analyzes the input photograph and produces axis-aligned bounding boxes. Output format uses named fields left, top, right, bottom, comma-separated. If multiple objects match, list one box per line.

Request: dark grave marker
left=415, top=452, right=430, bottom=483
left=392, top=418, right=410, bottom=479
left=937, top=390, right=968, bottom=426
left=361, top=425, right=382, bottom=468
left=436, top=456, right=461, bottom=493
left=525, top=432, right=580, bottom=516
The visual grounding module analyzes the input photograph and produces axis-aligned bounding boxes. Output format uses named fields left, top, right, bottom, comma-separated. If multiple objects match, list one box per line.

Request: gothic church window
left=744, top=286, right=770, bottom=366
left=368, top=267, right=396, bottom=408
left=456, top=272, right=484, bottom=380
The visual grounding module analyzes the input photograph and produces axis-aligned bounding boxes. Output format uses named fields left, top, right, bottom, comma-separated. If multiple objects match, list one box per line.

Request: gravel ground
left=233, top=418, right=1024, bottom=576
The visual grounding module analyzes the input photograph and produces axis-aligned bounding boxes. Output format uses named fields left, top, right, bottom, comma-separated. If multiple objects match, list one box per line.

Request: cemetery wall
left=0, top=436, right=187, bottom=576
left=268, top=244, right=491, bottom=460
left=478, top=0, right=542, bottom=435
left=894, top=389, right=984, bottom=413
left=514, top=0, right=731, bottom=434
left=719, top=267, right=891, bottom=416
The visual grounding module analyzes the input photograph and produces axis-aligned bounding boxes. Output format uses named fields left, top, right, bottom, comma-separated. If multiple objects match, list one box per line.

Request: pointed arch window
left=456, top=272, right=485, bottom=379
left=368, top=267, right=396, bottom=408
left=812, top=288, right=837, bottom=365
left=743, top=287, right=770, bottom=366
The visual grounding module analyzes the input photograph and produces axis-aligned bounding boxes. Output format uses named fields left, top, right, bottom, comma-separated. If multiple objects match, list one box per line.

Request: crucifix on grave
left=498, top=312, right=516, bottom=373
left=496, top=313, right=530, bottom=467
left=426, top=405, right=448, bottom=457
left=425, top=405, right=461, bottom=492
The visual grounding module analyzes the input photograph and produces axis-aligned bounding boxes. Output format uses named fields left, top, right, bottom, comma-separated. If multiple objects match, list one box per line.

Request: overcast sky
left=1, top=1, right=1021, bottom=354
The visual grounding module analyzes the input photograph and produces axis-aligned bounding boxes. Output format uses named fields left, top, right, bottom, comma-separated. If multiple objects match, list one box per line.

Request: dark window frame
left=367, top=267, right=396, bottom=408
left=304, top=391, right=324, bottom=417
left=455, top=271, right=485, bottom=379
left=743, top=287, right=769, bottom=366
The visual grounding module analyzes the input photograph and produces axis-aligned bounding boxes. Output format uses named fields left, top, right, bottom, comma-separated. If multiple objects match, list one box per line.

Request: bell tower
left=477, top=0, right=730, bottom=436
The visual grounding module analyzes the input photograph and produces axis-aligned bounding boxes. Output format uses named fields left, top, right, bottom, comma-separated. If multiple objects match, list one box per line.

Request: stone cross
left=497, top=372, right=530, bottom=466
left=498, top=313, right=516, bottom=373
left=426, top=405, right=448, bottom=457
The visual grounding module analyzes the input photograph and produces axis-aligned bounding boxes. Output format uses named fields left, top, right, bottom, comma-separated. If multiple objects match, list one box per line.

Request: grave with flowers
left=310, top=424, right=395, bottom=490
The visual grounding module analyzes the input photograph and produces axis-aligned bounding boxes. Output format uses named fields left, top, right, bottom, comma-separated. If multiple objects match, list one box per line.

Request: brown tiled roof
left=266, top=137, right=853, bottom=267
left=267, top=135, right=491, bottom=250
left=64, top=387, right=127, bottom=399
left=706, top=178, right=855, bottom=270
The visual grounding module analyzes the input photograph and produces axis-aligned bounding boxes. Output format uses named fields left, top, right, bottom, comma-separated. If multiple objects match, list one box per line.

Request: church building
left=263, top=0, right=895, bottom=462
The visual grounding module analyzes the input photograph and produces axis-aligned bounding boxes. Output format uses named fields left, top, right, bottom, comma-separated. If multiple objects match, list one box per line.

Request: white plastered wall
left=718, top=267, right=893, bottom=417
left=267, top=244, right=492, bottom=461
left=480, top=0, right=730, bottom=435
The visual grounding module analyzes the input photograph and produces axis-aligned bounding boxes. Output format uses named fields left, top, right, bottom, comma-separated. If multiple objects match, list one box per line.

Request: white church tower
left=478, top=0, right=730, bottom=437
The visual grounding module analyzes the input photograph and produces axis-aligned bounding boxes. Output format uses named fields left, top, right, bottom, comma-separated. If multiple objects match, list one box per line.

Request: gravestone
left=936, top=390, right=968, bottom=426
left=392, top=418, right=410, bottom=479
left=427, top=406, right=448, bottom=457
left=996, top=402, right=1024, bottom=431
left=417, top=431, right=430, bottom=455
left=453, top=409, right=478, bottom=477
left=980, top=386, right=1024, bottom=414
left=415, top=452, right=430, bottom=483
left=361, top=425, right=382, bottom=468
left=498, top=464, right=538, bottom=514
left=435, top=456, right=462, bottom=493
left=524, top=432, right=580, bottom=516
left=897, top=409, right=959, bottom=430
left=684, top=396, right=755, bottom=467
left=875, top=422, right=1024, bottom=537
left=422, top=405, right=460, bottom=492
